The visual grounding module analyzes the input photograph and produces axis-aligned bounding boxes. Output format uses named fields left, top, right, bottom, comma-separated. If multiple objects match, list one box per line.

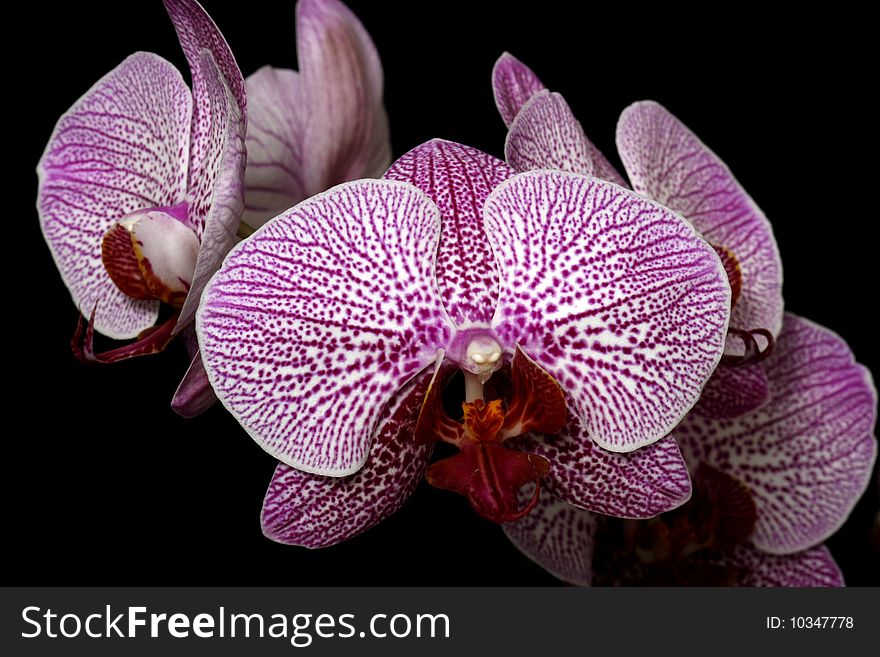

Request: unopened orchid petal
left=677, top=313, right=878, bottom=554
left=37, top=52, right=191, bottom=338
left=492, top=52, right=547, bottom=129
left=486, top=171, right=731, bottom=452
left=616, top=101, right=783, bottom=345
left=503, top=490, right=596, bottom=587
left=385, top=140, right=514, bottom=325
left=261, top=372, right=433, bottom=548
left=197, top=179, right=454, bottom=476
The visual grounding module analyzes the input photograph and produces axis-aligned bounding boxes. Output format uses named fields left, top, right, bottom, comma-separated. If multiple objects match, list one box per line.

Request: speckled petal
left=616, top=101, right=783, bottom=346
left=514, top=411, right=692, bottom=517
left=261, top=371, right=433, bottom=548
left=384, top=140, right=514, bottom=325
left=486, top=171, right=731, bottom=452
left=176, top=51, right=246, bottom=332
left=492, top=52, right=546, bottom=128
left=693, top=364, right=770, bottom=419
left=197, top=179, right=454, bottom=476
left=505, top=91, right=628, bottom=186
left=725, top=544, right=844, bottom=587
left=677, top=313, right=878, bottom=554
left=37, top=52, right=190, bottom=339
left=505, top=91, right=595, bottom=176
left=163, top=0, right=246, bottom=189
left=503, top=490, right=595, bottom=586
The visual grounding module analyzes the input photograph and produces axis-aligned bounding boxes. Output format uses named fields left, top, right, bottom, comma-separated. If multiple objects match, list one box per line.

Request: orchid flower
left=493, top=54, right=783, bottom=417
left=37, top=0, right=246, bottom=372
left=242, top=0, right=391, bottom=228
left=197, top=137, right=732, bottom=545
left=505, top=313, right=877, bottom=586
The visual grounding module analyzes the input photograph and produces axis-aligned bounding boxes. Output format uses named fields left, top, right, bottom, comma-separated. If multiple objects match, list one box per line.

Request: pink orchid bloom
left=506, top=314, right=877, bottom=586
left=196, top=138, right=733, bottom=545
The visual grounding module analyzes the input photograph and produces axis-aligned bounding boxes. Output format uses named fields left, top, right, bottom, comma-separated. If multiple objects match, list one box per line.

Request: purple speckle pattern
left=486, top=171, right=731, bottom=452
left=176, top=51, right=246, bottom=331
left=505, top=91, right=595, bottom=176
left=384, top=139, right=514, bottom=325
left=491, top=52, right=547, bottom=129
left=503, top=489, right=595, bottom=587
left=616, top=101, right=783, bottom=345
left=724, top=544, right=844, bottom=587
left=37, top=52, right=191, bottom=339
left=677, top=313, right=878, bottom=554
left=261, top=371, right=433, bottom=548
left=514, top=405, right=691, bottom=517
left=505, top=90, right=628, bottom=187
left=243, top=0, right=390, bottom=227
left=693, top=364, right=770, bottom=419
left=197, top=179, right=454, bottom=476
left=163, top=0, right=247, bottom=183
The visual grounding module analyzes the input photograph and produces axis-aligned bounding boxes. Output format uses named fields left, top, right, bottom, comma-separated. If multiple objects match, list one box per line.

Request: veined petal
left=163, top=0, right=246, bottom=199
left=677, top=313, right=878, bottom=554
left=724, top=544, right=844, bottom=587
left=515, top=417, right=692, bottom=518
left=693, top=364, right=770, bottom=419
left=487, top=171, right=731, bottom=452
left=37, top=52, right=191, bottom=338
left=503, top=490, right=596, bottom=586
left=616, top=101, right=783, bottom=344
left=385, top=140, right=514, bottom=325
left=176, top=51, right=246, bottom=332
left=171, top=350, right=217, bottom=418
left=243, top=67, right=307, bottom=227
left=506, top=91, right=595, bottom=176
left=261, top=371, right=433, bottom=548
left=297, top=0, right=390, bottom=195
left=197, top=179, right=454, bottom=476
left=505, top=91, right=628, bottom=186
left=491, top=52, right=546, bottom=129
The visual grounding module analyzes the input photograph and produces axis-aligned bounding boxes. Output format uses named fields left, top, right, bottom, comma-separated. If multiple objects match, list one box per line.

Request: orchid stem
left=464, top=371, right=484, bottom=403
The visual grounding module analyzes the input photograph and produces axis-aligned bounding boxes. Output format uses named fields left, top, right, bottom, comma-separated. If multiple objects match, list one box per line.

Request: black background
left=11, top=1, right=877, bottom=585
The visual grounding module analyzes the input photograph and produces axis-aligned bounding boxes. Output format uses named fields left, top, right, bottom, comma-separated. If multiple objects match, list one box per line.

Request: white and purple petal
left=514, top=414, right=692, bottom=518
left=505, top=91, right=627, bottom=186
left=486, top=171, right=731, bottom=452
left=384, top=139, right=514, bottom=325
left=176, top=51, right=246, bottom=331
left=693, top=364, right=770, bottom=419
left=616, top=101, right=783, bottom=345
left=503, top=490, right=595, bottom=586
left=677, top=313, right=878, bottom=554
left=261, top=371, right=433, bottom=548
left=296, top=0, right=390, bottom=195
left=197, top=179, right=454, bottom=476
left=163, top=0, right=246, bottom=198
left=491, top=52, right=546, bottom=129
left=37, top=52, right=191, bottom=338
left=725, top=544, right=844, bottom=587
